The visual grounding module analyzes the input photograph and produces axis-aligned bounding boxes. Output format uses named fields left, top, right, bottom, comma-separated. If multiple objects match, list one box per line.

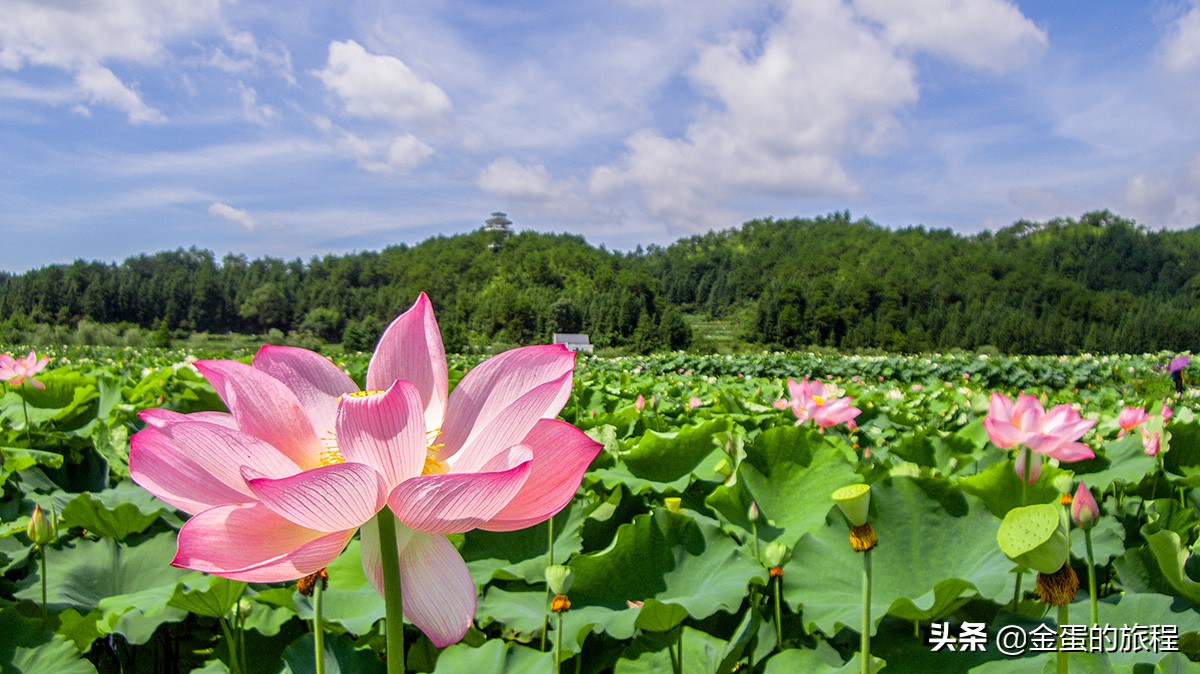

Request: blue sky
left=2, top=0, right=1199, bottom=272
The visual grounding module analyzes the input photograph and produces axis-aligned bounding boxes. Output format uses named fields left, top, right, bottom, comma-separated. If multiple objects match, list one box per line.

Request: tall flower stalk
left=832, top=484, right=875, bottom=674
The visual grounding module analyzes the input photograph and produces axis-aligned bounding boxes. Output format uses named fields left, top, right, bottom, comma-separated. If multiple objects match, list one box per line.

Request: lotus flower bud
left=748, top=502, right=760, bottom=523
left=545, top=565, right=575, bottom=596
left=831, top=483, right=871, bottom=527
left=1071, top=483, right=1099, bottom=530
left=1014, top=451, right=1041, bottom=485
left=26, top=504, right=56, bottom=546
left=997, top=504, right=1068, bottom=574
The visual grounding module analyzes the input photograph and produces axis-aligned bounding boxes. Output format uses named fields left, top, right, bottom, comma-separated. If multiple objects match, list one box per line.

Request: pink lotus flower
left=1071, top=482, right=1099, bottom=530
left=983, top=392, right=1095, bottom=462
left=1116, top=406, right=1149, bottom=438
left=1161, top=401, right=1173, bottom=424
left=0, top=350, right=50, bottom=389
left=688, top=396, right=703, bottom=409
left=787, top=378, right=861, bottom=429
left=1142, top=427, right=1160, bottom=456
left=130, top=294, right=602, bottom=647
left=634, top=394, right=645, bottom=411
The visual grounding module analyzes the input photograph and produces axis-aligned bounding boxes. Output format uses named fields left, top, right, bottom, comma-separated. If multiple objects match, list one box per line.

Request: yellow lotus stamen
left=422, top=426, right=448, bottom=475
left=297, top=569, right=328, bottom=596
left=1035, top=563, right=1079, bottom=606
left=319, top=430, right=344, bottom=466
left=346, top=389, right=386, bottom=398
left=813, top=395, right=826, bottom=405
left=849, top=522, right=878, bottom=552
left=550, top=594, right=571, bottom=613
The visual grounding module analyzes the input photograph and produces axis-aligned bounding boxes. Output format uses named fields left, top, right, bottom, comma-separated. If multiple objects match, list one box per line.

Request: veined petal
left=243, top=462, right=386, bottom=532
left=366, top=293, right=448, bottom=433
left=447, top=370, right=573, bottom=473
left=253, top=345, right=359, bottom=435
left=130, top=427, right=252, bottom=514
left=439, top=344, right=574, bottom=463
left=387, top=446, right=533, bottom=535
left=173, top=503, right=353, bottom=582
left=360, top=515, right=476, bottom=648
left=481, top=419, right=602, bottom=532
left=153, top=421, right=302, bottom=496
left=1036, top=440, right=1095, bottom=463
left=139, top=408, right=238, bottom=430
left=194, top=359, right=323, bottom=468
left=336, top=381, right=427, bottom=489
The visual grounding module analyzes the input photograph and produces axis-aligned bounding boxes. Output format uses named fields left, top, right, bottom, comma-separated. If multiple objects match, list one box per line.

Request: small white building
left=553, top=333, right=594, bottom=353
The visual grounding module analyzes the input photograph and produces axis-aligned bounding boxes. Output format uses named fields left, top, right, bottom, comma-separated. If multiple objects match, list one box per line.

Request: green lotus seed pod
left=764, top=541, right=790, bottom=568
left=831, top=483, right=871, bottom=527
left=997, top=503, right=1068, bottom=574
left=545, top=565, right=575, bottom=595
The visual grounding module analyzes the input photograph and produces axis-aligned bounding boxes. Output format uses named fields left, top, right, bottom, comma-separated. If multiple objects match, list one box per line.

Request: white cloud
left=208, top=201, right=258, bottom=231
left=328, top=127, right=434, bottom=174
left=0, top=0, right=225, bottom=122
left=75, top=62, right=165, bottom=123
left=314, top=40, right=451, bottom=124
left=1161, top=2, right=1200, bottom=74
left=238, top=82, right=276, bottom=126
left=595, top=0, right=915, bottom=230
left=852, top=0, right=1047, bottom=72
left=478, top=158, right=572, bottom=201
left=1122, top=165, right=1200, bottom=230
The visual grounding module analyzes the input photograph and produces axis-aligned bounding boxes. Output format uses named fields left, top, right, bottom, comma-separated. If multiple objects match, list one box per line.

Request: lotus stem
left=1011, top=447, right=1030, bottom=612
left=751, top=518, right=761, bottom=565
left=314, top=578, right=326, bottom=674
left=542, top=514, right=555, bottom=653
left=21, top=391, right=31, bottom=447
left=1057, top=603, right=1068, bottom=674
left=219, top=617, right=242, bottom=674
left=39, top=545, right=47, bottom=622
left=375, top=511, right=405, bottom=674
left=1084, top=529, right=1098, bottom=625
left=555, top=612, right=564, bottom=668
left=774, top=573, right=783, bottom=648
left=862, top=548, right=872, bottom=674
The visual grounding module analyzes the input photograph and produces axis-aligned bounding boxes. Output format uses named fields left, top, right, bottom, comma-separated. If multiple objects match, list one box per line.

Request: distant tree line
left=1, top=210, right=1197, bottom=354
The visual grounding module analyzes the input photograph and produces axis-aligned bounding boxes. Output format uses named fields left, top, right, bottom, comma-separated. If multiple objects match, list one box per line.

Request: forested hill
left=1, top=210, right=1198, bottom=354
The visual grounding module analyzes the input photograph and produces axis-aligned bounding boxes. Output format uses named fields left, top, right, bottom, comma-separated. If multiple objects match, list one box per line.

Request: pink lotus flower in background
left=983, top=392, right=1095, bottom=462
left=787, top=378, right=861, bottom=429
left=772, top=397, right=788, bottom=410
left=1071, top=482, right=1099, bottom=530
left=131, top=293, right=602, bottom=647
left=1117, top=406, right=1149, bottom=437
left=0, top=350, right=50, bottom=389
left=634, top=394, right=645, bottom=411
left=1142, top=427, right=1161, bottom=456
left=689, top=396, right=703, bottom=409
left=1161, top=401, right=1173, bottom=424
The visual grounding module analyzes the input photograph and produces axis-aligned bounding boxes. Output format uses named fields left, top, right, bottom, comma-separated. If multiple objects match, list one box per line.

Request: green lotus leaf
left=633, top=599, right=689, bottom=633
left=15, top=531, right=187, bottom=643
left=1073, top=434, right=1159, bottom=491
left=432, top=638, right=554, bottom=673
left=786, top=477, right=1011, bottom=635
left=957, top=459, right=1067, bottom=519
left=568, top=509, right=766, bottom=620
left=0, top=606, right=98, bottom=674
left=281, top=632, right=386, bottom=674
left=168, top=573, right=246, bottom=619
left=620, top=418, right=731, bottom=483
left=706, top=425, right=859, bottom=543
left=59, top=481, right=165, bottom=541
left=614, top=626, right=731, bottom=674
left=461, top=502, right=584, bottom=585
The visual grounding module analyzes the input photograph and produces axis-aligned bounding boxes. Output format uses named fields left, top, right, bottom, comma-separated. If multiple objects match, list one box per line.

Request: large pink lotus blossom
left=983, top=392, right=1095, bottom=462
left=0, top=350, right=50, bottom=389
left=1117, top=406, right=1149, bottom=438
left=787, top=378, right=861, bottom=429
left=130, top=294, right=601, bottom=647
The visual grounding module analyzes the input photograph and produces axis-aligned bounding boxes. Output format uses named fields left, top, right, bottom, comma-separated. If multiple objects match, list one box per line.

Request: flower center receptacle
left=812, top=395, right=826, bottom=406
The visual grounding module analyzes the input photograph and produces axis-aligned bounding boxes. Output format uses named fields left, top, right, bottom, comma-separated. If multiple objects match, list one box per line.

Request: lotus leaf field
left=2, top=345, right=1199, bottom=673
